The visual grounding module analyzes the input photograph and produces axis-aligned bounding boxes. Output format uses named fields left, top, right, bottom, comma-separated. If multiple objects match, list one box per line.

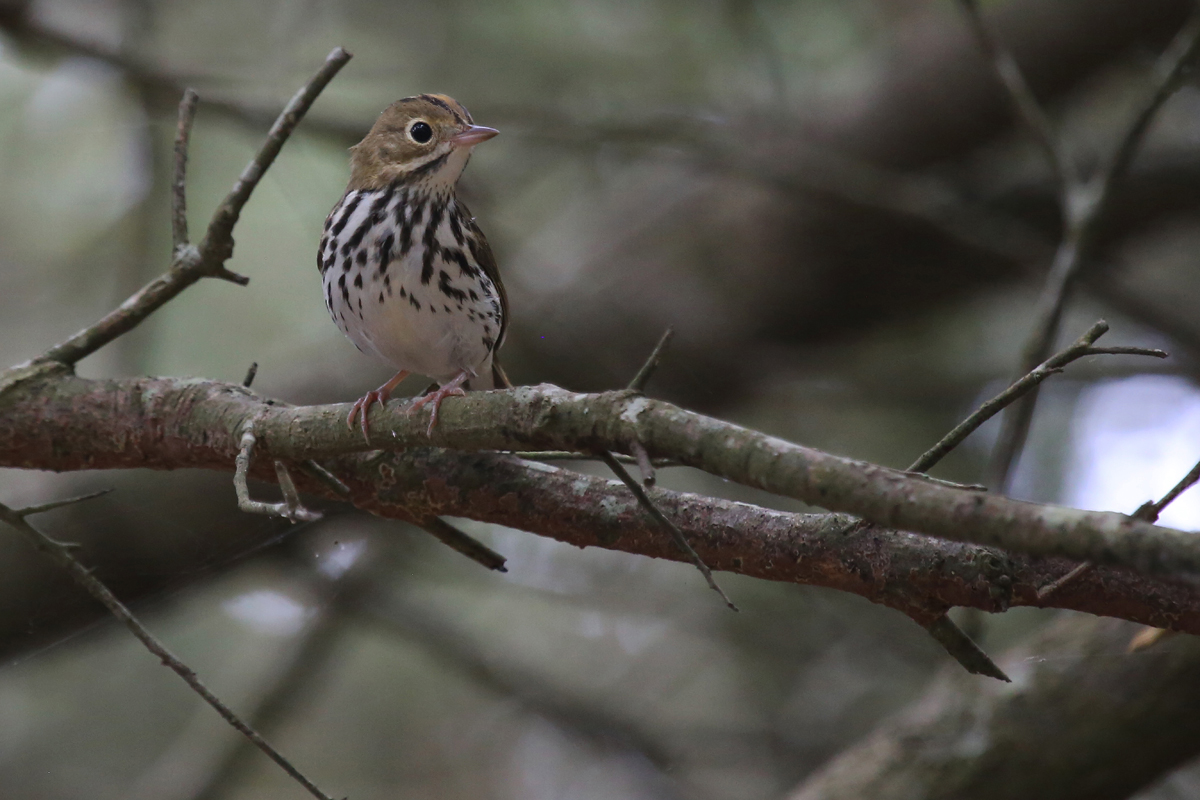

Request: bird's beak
left=451, top=125, right=499, bottom=147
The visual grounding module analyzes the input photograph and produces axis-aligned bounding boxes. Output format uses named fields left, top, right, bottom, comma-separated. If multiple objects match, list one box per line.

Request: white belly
left=321, top=190, right=502, bottom=384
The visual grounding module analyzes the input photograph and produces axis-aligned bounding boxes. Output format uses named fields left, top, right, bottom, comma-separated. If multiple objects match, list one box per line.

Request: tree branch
left=4, top=371, right=1200, bottom=639
left=908, top=319, right=1166, bottom=473
left=957, top=0, right=1075, bottom=191
left=985, top=10, right=1200, bottom=489
left=18, top=47, right=350, bottom=369
left=789, top=615, right=1200, bottom=800
left=0, top=498, right=337, bottom=800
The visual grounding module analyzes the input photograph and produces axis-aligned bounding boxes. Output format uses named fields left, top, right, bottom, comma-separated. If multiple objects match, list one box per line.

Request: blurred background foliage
left=2, top=0, right=1200, bottom=798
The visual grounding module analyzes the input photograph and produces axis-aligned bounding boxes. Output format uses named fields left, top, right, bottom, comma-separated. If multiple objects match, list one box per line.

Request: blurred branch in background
left=790, top=615, right=1200, bottom=800
left=959, top=0, right=1200, bottom=489
left=6, top=0, right=1200, bottom=797
left=0, top=493, right=337, bottom=800
left=6, top=369, right=1200, bottom=639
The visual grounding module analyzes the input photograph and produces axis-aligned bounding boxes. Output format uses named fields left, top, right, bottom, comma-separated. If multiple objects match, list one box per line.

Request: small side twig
left=170, top=88, right=199, bottom=254
left=0, top=500, right=337, bottom=800
left=1040, top=455, right=1200, bottom=601
left=235, top=421, right=321, bottom=523
left=925, top=613, right=1010, bottom=682
left=29, top=47, right=351, bottom=368
left=627, top=327, right=674, bottom=393
left=984, top=11, right=1200, bottom=490
left=242, top=361, right=258, bottom=388
left=15, top=487, right=113, bottom=517
left=507, top=450, right=676, bottom=467
left=1133, top=458, right=1200, bottom=524
left=300, top=459, right=351, bottom=498
left=416, top=516, right=508, bottom=572
left=909, top=320, right=1166, bottom=474
left=958, top=0, right=1074, bottom=191
left=599, top=451, right=736, bottom=611
left=630, top=439, right=656, bottom=487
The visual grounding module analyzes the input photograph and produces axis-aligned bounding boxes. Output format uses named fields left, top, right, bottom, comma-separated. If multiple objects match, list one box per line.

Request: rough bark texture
left=3, top=367, right=1200, bottom=641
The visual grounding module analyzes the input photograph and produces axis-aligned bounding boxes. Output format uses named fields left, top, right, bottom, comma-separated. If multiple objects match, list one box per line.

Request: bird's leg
left=347, top=370, right=410, bottom=443
left=408, top=370, right=471, bottom=436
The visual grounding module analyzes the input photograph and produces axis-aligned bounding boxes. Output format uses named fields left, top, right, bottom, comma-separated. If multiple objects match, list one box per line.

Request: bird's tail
left=491, top=359, right=512, bottom=389
left=459, top=356, right=511, bottom=391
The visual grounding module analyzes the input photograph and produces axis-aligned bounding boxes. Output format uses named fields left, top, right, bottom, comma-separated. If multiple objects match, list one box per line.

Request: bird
left=318, top=94, right=510, bottom=441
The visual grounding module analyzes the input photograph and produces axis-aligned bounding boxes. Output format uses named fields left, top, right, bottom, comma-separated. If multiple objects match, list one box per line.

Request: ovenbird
left=319, top=94, right=509, bottom=440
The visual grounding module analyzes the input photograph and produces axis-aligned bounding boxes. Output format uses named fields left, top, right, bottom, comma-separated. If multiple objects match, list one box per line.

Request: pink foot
left=408, top=372, right=470, bottom=436
left=347, top=370, right=409, bottom=443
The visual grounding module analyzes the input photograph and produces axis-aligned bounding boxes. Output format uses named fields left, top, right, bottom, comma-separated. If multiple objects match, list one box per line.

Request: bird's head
left=348, top=94, right=498, bottom=191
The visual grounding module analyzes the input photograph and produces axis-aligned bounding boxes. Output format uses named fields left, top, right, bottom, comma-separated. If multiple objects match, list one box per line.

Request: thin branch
left=196, top=47, right=351, bottom=259
left=507, top=450, right=675, bottom=466
left=630, top=439, right=656, bottom=487
left=987, top=12, right=1200, bottom=490
left=187, top=557, right=371, bottom=800
left=1036, top=560, right=1094, bottom=601
left=627, top=327, right=674, bottom=393
left=924, top=613, right=1009, bottom=682
left=0, top=500, right=337, bottom=800
left=23, top=47, right=350, bottom=369
left=599, top=451, right=737, bottom=611
left=299, top=460, right=351, bottom=497
left=1100, top=10, right=1200, bottom=203
left=957, top=0, right=1074, bottom=190
left=908, top=320, right=1166, bottom=474
left=415, top=517, right=508, bottom=572
left=234, top=422, right=321, bottom=523
left=14, top=487, right=113, bottom=517
left=1134, top=458, right=1200, bottom=524
left=171, top=88, right=199, bottom=253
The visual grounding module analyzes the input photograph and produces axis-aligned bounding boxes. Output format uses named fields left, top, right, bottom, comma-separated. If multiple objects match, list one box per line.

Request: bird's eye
left=408, top=121, right=433, bottom=144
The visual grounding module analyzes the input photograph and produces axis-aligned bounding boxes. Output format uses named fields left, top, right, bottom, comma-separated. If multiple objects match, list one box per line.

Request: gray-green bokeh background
left=3, top=1, right=1200, bottom=798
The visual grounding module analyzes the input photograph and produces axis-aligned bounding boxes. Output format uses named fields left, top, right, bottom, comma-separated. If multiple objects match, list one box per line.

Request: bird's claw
left=408, top=384, right=467, bottom=436
left=346, top=389, right=389, bottom=443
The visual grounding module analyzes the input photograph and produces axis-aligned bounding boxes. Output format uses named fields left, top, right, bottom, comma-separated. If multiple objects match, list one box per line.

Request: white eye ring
left=408, top=120, right=434, bottom=144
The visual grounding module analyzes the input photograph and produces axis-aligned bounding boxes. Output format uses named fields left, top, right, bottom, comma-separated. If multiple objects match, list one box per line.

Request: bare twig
left=924, top=613, right=1010, bottom=682
left=607, top=328, right=734, bottom=607
left=299, top=460, right=351, bottom=497
left=631, top=439, right=656, bottom=487
left=957, top=0, right=1074, bottom=191
left=171, top=88, right=199, bottom=253
left=908, top=320, right=1166, bottom=474
left=24, top=47, right=351, bottom=369
left=986, top=12, right=1200, bottom=490
left=1134, top=458, right=1200, bottom=524
left=627, top=327, right=674, bottom=393
left=235, top=422, right=321, bottom=523
left=1101, top=11, right=1200, bottom=204
left=599, top=451, right=736, bottom=610
left=14, top=487, right=113, bottom=517
left=1036, top=560, right=1095, bottom=601
left=0, top=500, right=337, bottom=800
left=507, top=450, right=675, bottom=466
left=416, top=517, right=508, bottom=572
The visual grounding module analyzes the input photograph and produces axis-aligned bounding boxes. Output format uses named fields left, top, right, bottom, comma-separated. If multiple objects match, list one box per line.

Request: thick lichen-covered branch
left=1, top=370, right=1199, bottom=636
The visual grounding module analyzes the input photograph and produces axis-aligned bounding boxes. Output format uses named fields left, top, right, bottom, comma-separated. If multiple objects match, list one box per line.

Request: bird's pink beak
left=451, top=125, right=499, bottom=147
